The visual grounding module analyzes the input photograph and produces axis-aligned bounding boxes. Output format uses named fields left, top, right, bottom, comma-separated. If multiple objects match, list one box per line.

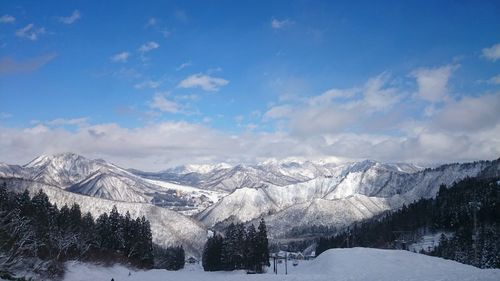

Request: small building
left=295, top=253, right=305, bottom=260
left=186, top=257, right=197, bottom=264
left=305, top=254, right=315, bottom=260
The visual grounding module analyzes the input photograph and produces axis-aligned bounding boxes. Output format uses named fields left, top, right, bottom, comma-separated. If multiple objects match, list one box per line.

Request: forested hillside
left=0, top=183, right=185, bottom=279
left=317, top=177, right=500, bottom=268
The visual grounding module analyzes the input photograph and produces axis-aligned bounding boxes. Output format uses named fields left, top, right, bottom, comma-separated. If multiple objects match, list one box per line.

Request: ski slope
left=63, top=248, right=500, bottom=281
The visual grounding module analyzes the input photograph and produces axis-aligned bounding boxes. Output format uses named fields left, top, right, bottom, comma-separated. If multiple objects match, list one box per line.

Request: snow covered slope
left=197, top=160, right=492, bottom=235
left=62, top=248, right=500, bottom=281
left=0, top=177, right=208, bottom=258
left=258, top=196, right=393, bottom=238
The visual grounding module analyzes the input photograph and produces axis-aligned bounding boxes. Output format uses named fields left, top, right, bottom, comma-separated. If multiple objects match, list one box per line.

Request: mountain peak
left=24, top=152, right=87, bottom=168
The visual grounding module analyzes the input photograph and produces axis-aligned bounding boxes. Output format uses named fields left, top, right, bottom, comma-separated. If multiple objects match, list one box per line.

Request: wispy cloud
left=59, top=10, right=81, bottom=24
left=176, top=61, right=192, bottom=71
left=175, top=9, right=188, bottom=23
left=134, top=80, right=162, bottom=89
left=15, top=24, right=46, bottom=41
left=149, top=92, right=180, bottom=113
left=488, top=74, right=500, bottom=85
left=45, top=117, right=88, bottom=127
left=110, top=51, right=130, bottom=63
left=0, top=53, right=56, bottom=75
left=482, top=43, right=500, bottom=62
left=264, top=105, right=293, bottom=120
left=271, top=18, right=294, bottom=29
left=178, top=73, right=229, bottom=91
left=161, top=30, right=172, bottom=38
left=0, top=15, right=15, bottom=24
left=146, top=17, right=157, bottom=27
left=138, top=41, right=159, bottom=53
left=0, top=112, right=12, bottom=119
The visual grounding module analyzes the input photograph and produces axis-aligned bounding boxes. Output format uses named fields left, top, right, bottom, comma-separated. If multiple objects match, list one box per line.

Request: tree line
left=316, top=177, right=500, bottom=268
left=202, top=219, right=270, bottom=273
left=0, top=183, right=185, bottom=278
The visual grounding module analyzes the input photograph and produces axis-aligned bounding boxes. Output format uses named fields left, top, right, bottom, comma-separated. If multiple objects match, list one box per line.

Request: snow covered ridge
left=63, top=248, right=500, bottom=281
left=196, top=159, right=496, bottom=238
left=135, top=159, right=426, bottom=192
left=0, top=152, right=222, bottom=214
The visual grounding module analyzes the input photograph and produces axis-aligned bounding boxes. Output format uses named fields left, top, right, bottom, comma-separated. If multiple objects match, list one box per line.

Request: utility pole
left=285, top=252, right=288, bottom=275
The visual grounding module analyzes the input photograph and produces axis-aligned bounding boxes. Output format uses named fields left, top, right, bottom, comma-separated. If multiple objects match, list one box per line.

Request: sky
left=0, top=0, right=499, bottom=171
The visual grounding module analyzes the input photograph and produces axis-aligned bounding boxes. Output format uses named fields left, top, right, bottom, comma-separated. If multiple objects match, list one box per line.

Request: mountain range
left=1, top=152, right=498, bottom=257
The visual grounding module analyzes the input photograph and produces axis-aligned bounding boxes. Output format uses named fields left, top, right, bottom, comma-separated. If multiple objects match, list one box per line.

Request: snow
left=144, top=178, right=227, bottom=204
left=409, top=232, right=453, bottom=253
left=62, top=248, right=500, bottom=281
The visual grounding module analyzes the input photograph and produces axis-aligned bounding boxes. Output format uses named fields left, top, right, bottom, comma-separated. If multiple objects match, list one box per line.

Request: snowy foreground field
left=63, top=248, right=500, bottom=281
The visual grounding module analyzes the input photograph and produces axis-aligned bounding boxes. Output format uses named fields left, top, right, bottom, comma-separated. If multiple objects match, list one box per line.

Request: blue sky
left=0, top=0, right=499, bottom=170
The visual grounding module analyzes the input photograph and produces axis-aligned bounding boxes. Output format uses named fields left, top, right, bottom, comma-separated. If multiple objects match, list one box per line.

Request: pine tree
left=96, top=213, right=111, bottom=250
left=256, top=218, right=270, bottom=272
left=138, top=216, right=154, bottom=267
left=108, top=205, right=124, bottom=251
left=202, top=234, right=224, bottom=271
left=245, top=224, right=257, bottom=271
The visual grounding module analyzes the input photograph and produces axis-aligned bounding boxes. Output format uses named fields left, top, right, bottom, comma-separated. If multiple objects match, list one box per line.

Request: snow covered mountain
left=1, top=152, right=498, bottom=248
left=196, top=160, right=494, bottom=238
left=133, top=159, right=424, bottom=192
left=0, top=153, right=220, bottom=214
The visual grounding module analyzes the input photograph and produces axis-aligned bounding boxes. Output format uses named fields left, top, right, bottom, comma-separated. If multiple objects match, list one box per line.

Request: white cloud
left=272, top=74, right=402, bottom=136
left=1, top=119, right=498, bottom=171
left=271, top=18, right=294, bottom=29
left=0, top=15, right=15, bottom=23
left=161, top=30, right=172, bottom=38
left=178, top=73, right=229, bottom=91
left=361, top=73, right=401, bottom=111
left=0, top=112, right=12, bottom=119
left=146, top=17, right=157, bottom=27
left=488, top=74, right=500, bottom=85
left=15, top=24, right=46, bottom=41
left=149, top=93, right=180, bottom=113
left=175, top=9, right=188, bottom=23
left=138, top=41, right=159, bottom=53
left=111, top=52, right=130, bottom=63
left=46, top=117, right=88, bottom=127
left=308, top=89, right=356, bottom=106
left=134, top=80, right=162, bottom=89
left=411, top=65, right=457, bottom=103
left=434, top=93, right=500, bottom=132
left=59, top=10, right=81, bottom=24
left=264, top=105, right=293, bottom=120
left=482, top=43, right=500, bottom=62
left=176, top=61, right=192, bottom=71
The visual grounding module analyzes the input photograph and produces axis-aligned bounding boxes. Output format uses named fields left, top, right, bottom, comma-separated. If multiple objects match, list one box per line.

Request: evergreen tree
left=256, top=218, right=270, bottom=272
left=202, top=234, right=224, bottom=271
left=245, top=224, right=257, bottom=271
